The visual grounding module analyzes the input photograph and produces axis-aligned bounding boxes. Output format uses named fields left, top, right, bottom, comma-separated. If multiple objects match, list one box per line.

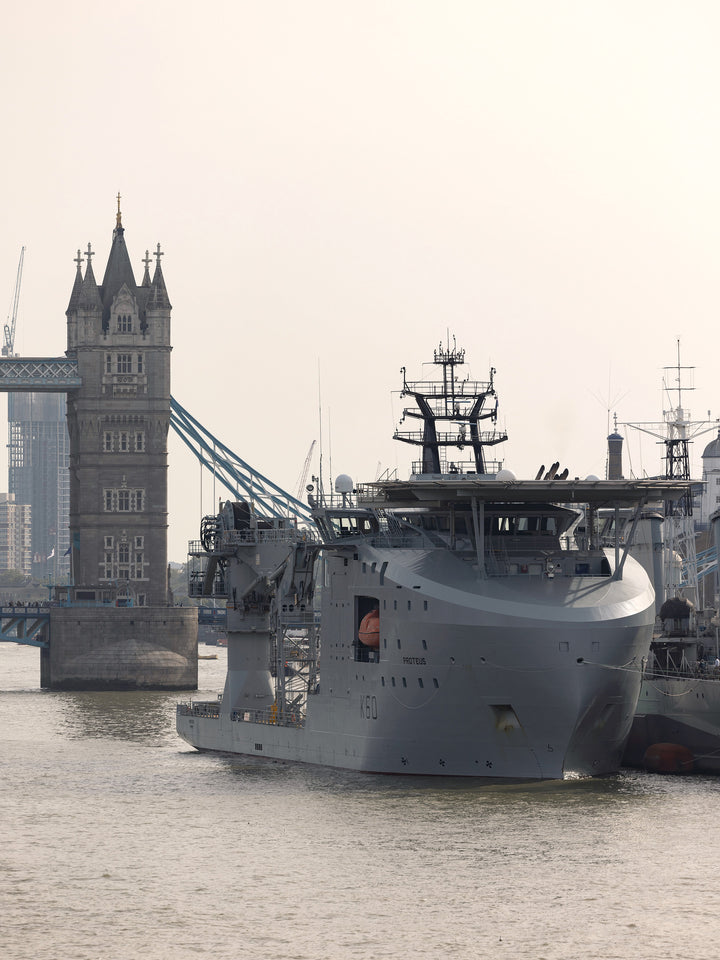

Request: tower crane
left=3, top=246, right=25, bottom=357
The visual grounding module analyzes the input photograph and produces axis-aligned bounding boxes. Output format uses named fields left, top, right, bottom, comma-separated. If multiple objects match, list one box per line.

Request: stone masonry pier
left=41, top=606, right=198, bottom=690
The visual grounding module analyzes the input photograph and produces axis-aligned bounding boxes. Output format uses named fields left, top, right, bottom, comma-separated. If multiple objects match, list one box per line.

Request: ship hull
left=623, top=676, right=720, bottom=774
left=178, top=547, right=653, bottom=780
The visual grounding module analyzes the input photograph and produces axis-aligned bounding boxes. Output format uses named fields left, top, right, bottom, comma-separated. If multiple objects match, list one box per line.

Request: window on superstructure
left=104, top=490, right=113, bottom=512
left=104, top=432, right=113, bottom=452
left=134, top=491, right=143, bottom=512
left=105, top=354, right=112, bottom=374
left=118, top=544, right=129, bottom=564
left=117, top=314, right=132, bottom=333
left=116, top=354, right=132, bottom=374
left=137, top=354, right=143, bottom=373
left=119, top=432, right=129, bottom=452
left=135, top=536, right=144, bottom=549
left=118, top=491, right=130, bottom=511
left=135, top=432, right=145, bottom=452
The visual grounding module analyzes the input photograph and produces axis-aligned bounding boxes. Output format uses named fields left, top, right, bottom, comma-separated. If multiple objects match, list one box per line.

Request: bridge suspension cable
left=169, top=396, right=314, bottom=525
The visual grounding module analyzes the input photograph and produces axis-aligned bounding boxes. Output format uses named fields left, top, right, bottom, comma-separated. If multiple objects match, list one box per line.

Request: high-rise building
left=0, top=492, right=32, bottom=575
left=8, top=392, right=70, bottom=580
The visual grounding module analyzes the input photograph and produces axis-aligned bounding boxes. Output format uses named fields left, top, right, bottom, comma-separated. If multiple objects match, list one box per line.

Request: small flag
left=63, top=546, right=71, bottom=556
left=47, top=548, right=55, bottom=560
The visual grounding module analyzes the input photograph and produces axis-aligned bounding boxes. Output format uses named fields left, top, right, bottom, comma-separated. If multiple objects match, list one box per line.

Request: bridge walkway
left=0, top=606, right=50, bottom=648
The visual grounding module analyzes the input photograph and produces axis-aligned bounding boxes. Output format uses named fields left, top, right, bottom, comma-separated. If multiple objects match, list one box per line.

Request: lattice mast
left=393, top=338, right=507, bottom=475
left=627, top=342, right=714, bottom=605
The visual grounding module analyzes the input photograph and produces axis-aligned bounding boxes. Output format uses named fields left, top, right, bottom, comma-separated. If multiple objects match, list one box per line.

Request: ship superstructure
left=620, top=348, right=720, bottom=773
left=178, top=343, right=690, bottom=779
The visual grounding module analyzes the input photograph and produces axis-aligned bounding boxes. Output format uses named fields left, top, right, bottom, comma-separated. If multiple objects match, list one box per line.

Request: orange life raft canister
left=358, top=609, right=380, bottom=648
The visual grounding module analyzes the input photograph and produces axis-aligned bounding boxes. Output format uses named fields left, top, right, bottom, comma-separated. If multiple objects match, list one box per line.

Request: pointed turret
left=77, top=245, right=103, bottom=311
left=66, top=250, right=84, bottom=314
left=100, top=197, right=138, bottom=330
left=147, top=244, right=172, bottom=310
left=140, top=250, right=152, bottom=288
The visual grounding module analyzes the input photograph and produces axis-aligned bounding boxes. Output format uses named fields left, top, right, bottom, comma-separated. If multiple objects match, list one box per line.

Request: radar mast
left=394, top=338, right=507, bottom=476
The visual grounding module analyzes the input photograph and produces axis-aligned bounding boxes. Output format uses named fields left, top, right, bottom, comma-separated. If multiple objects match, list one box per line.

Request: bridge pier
left=43, top=606, right=197, bottom=690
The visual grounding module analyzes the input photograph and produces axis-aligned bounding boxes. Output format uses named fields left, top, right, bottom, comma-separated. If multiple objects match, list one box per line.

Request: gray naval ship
left=177, top=342, right=690, bottom=779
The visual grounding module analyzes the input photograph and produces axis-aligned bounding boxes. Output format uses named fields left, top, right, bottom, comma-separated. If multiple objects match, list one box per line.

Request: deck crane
left=3, top=246, right=25, bottom=357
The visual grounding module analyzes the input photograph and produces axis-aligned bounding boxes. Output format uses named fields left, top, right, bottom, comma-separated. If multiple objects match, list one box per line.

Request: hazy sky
left=2, top=1, right=720, bottom=560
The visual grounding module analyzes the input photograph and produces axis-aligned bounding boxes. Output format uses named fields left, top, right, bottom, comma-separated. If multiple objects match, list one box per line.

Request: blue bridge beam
left=0, top=607, right=50, bottom=647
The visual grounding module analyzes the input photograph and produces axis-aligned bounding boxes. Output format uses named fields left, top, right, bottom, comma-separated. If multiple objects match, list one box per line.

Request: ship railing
left=230, top=706, right=305, bottom=728
left=395, top=428, right=505, bottom=446
left=219, top=527, right=313, bottom=548
left=401, top=378, right=494, bottom=398
left=277, top=607, right=316, bottom=626
left=177, top=701, right=221, bottom=719
left=187, top=540, right=207, bottom=556
left=644, top=660, right=720, bottom=681
left=188, top=528, right=313, bottom=555
left=403, top=459, right=506, bottom=479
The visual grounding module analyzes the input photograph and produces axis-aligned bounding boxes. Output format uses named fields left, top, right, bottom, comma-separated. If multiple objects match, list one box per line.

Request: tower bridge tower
left=0, top=202, right=196, bottom=688
left=65, top=203, right=171, bottom=605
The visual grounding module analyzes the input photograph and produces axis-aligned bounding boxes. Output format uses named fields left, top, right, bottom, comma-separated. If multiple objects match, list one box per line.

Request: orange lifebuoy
left=358, top=609, right=380, bottom=648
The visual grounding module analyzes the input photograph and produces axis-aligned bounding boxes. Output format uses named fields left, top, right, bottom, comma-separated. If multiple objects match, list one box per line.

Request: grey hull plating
left=178, top=542, right=653, bottom=779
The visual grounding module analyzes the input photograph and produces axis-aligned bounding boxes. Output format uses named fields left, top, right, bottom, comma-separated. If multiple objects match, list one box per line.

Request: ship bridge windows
left=323, top=511, right=378, bottom=540
left=487, top=514, right=559, bottom=535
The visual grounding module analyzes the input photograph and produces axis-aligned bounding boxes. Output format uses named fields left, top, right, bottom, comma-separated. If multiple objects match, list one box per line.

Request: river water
left=1, top=642, right=717, bottom=960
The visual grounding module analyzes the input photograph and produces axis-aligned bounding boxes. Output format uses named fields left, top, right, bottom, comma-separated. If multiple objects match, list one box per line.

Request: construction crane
left=3, top=246, right=25, bottom=357
left=296, top=439, right=317, bottom=498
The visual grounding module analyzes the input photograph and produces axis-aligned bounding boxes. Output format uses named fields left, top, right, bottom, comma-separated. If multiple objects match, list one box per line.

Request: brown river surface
left=1, top=642, right=718, bottom=960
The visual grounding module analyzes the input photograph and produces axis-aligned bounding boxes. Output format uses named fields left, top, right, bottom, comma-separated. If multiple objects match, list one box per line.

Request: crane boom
left=3, top=246, right=25, bottom=357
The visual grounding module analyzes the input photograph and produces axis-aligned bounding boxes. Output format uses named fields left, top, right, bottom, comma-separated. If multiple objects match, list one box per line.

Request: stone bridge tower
left=0, top=200, right=196, bottom=688
left=65, top=203, right=171, bottom=606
